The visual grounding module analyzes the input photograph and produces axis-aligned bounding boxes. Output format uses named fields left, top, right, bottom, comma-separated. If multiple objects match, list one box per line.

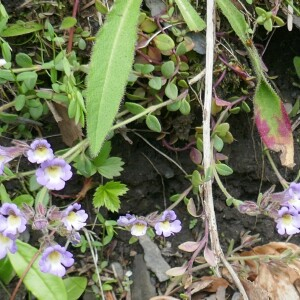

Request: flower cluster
left=0, top=203, right=27, bottom=259
left=0, top=139, right=72, bottom=191
left=27, top=139, right=72, bottom=190
left=117, top=210, right=182, bottom=237
left=0, top=202, right=88, bottom=277
left=275, top=183, right=300, bottom=235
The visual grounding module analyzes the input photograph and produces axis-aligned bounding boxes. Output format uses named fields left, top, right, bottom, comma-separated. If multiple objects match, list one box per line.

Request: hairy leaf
left=174, top=0, right=206, bottom=32
left=217, top=0, right=294, bottom=168
left=93, top=181, right=128, bottom=212
left=86, top=0, right=142, bottom=157
left=1, top=21, right=43, bottom=37
left=8, top=241, right=67, bottom=300
left=254, top=81, right=294, bottom=167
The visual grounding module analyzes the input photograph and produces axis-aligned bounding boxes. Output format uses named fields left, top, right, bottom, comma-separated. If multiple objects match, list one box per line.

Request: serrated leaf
left=1, top=21, right=43, bottom=37
left=146, top=114, right=162, bottom=132
left=174, top=0, right=206, bottom=32
left=64, top=277, right=87, bottom=300
left=92, top=141, right=112, bottom=166
left=93, top=181, right=128, bottom=212
left=60, top=17, right=77, bottom=30
left=8, top=240, right=68, bottom=300
left=86, top=0, right=142, bottom=157
left=215, top=163, right=233, bottom=176
left=97, top=157, right=125, bottom=179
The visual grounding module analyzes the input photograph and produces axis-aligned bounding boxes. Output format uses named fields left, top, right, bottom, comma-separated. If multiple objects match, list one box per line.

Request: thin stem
left=10, top=248, right=42, bottom=300
left=0, top=100, right=16, bottom=113
left=168, top=185, right=193, bottom=211
left=265, top=149, right=288, bottom=188
left=111, top=91, right=187, bottom=131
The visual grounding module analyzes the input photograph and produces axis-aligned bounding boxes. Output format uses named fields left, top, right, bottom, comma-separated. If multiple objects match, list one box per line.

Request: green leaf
left=35, top=187, right=49, bottom=209
left=148, top=77, right=162, bottom=90
left=0, top=183, right=11, bottom=203
left=16, top=53, right=33, bottom=67
left=16, top=72, right=37, bottom=90
left=0, top=257, right=15, bottom=284
left=64, top=277, right=87, bottom=300
left=8, top=240, right=68, bottom=300
left=214, top=123, right=229, bottom=137
left=161, top=61, right=175, bottom=79
left=154, top=34, right=175, bottom=51
left=93, top=181, right=128, bottom=212
left=0, top=70, right=15, bottom=81
left=1, top=21, right=43, bottom=37
left=174, top=0, right=206, bottom=32
left=293, top=56, right=300, bottom=79
left=13, top=194, right=34, bottom=207
left=254, top=80, right=294, bottom=168
left=165, top=82, right=178, bottom=100
left=92, top=141, right=112, bottom=166
left=146, top=114, right=162, bottom=132
left=213, top=135, right=224, bottom=152
left=263, top=18, right=273, bottom=32
left=86, top=0, right=142, bottom=157
left=125, top=102, right=146, bottom=115
left=215, top=163, right=233, bottom=176
left=216, top=0, right=249, bottom=44
left=97, top=157, right=125, bottom=179
left=1, top=41, right=11, bottom=62
left=15, top=94, right=26, bottom=111
left=60, top=17, right=77, bottom=30
left=179, top=99, right=190, bottom=115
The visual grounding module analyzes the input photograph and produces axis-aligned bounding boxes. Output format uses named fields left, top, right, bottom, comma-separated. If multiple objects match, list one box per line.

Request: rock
left=131, top=254, right=157, bottom=299
left=139, top=235, right=171, bottom=282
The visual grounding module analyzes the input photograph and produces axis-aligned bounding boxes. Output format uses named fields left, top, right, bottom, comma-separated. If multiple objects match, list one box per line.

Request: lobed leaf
left=86, top=0, right=142, bottom=157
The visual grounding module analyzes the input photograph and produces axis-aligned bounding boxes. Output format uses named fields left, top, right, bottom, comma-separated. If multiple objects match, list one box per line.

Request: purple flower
left=276, top=206, right=300, bottom=235
left=0, top=144, right=26, bottom=174
left=36, top=158, right=72, bottom=190
left=154, top=210, right=182, bottom=237
left=117, top=214, right=137, bottom=226
left=27, top=139, right=54, bottom=164
left=282, top=183, right=300, bottom=211
left=39, top=245, right=74, bottom=277
left=0, top=203, right=27, bottom=236
left=131, top=220, right=148, bottom=236
left=62, top=203, right=88, bottom=231
left=0, top=233, right=17, bottom=259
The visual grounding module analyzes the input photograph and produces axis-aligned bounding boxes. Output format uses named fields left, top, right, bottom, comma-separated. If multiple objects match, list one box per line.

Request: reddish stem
left=162, top=139, right=196, bottom=152
left=67, top=0, right=80, bottom=53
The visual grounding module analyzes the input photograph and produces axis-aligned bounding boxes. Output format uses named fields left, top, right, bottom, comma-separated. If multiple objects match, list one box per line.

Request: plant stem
left=111, top=91, right=187, bottom=131
left=203, top=1, right=249, bottom=299
left=10, top=248, right=42, bottom=300
left=0, top=100, right=16, bottom=113
left=265, top=149, right=288, bottom=188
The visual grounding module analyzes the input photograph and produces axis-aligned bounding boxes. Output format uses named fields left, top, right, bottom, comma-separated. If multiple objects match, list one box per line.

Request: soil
left=1, top=2, right=300, bottom=299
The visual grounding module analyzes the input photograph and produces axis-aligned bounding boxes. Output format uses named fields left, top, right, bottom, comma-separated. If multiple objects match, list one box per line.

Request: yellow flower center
left=35, top=146, right=49, bottom=156
left=45, top=166, right=61, bottom=179
left=7, top=215, right=21, bottom=227
left=0, top=155, right=5, bottom=163
left=0, top=233, right=10, bottom=244
left=49, top=251, right=61, bottom=263
left=160, top=221, right=171, bottom=231
left=67, top=211, right=77, bottom=222
left=282, top=214, right=293, bottom=225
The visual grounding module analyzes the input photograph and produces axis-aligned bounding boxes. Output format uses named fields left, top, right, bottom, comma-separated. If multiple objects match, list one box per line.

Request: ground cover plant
left=1, top=0, right=300, bottom=299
